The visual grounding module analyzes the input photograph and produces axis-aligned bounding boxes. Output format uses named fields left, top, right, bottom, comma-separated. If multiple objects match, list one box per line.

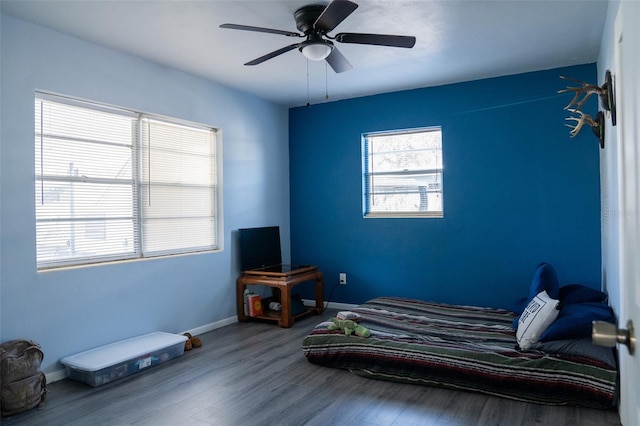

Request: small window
left=35, top=93, right=221, bottom=269
left=362, top=127, right=443, bottom=218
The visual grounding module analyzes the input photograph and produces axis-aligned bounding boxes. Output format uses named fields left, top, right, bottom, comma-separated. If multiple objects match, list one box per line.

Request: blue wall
left=289, top=64, right=601, bottom=310
left=0, top=14, right=291, bottom=374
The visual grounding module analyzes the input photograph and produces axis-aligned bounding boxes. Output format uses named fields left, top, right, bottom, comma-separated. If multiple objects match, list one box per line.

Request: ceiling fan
left=220, top=0, right=416, bottom=73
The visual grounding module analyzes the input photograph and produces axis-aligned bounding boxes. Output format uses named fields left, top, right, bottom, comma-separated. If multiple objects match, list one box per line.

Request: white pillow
left=516, top=290, right=560, bottom=350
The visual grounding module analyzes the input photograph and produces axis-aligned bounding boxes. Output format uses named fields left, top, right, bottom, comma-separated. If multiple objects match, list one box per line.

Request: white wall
left=597, top=0, right=640, bottom=321
left=0, top=14, right=291, bottom=374
left=599, top=2, right=621, bottom=314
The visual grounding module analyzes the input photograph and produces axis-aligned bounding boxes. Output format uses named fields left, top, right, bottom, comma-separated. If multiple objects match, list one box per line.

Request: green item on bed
left=328, top=317, right=371, bottom=337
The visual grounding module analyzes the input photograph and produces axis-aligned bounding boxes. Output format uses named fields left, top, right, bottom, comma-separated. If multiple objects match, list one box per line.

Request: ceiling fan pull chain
left=325, top=61, right=329, bottom=101
left=306, top=59, right=311, bottom=107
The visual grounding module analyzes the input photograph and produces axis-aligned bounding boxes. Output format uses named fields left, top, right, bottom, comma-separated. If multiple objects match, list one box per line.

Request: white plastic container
left=60, top=332, right=188, bottom=387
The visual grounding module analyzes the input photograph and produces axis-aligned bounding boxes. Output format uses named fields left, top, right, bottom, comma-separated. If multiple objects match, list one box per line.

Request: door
left=615, top=2, right=640, bottom=424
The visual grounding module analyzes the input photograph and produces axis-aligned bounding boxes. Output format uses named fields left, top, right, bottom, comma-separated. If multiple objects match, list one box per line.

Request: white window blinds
left=140, top=118, right=217, bottom=256
left=34, top=93, right=220, bottom=269
left=363, top=127, right=443, bottom=218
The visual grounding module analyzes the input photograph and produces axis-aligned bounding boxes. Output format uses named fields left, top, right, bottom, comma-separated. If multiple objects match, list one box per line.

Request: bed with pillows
left=302, top=263, right=618, bottom=408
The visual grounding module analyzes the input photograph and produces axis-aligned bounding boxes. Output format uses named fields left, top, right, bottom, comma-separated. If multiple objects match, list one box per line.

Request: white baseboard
left=45, top=315, right=238, bottom=384
left=45, top=369, right=68, bottom=384
left=182, top=315, right=238, bottom=336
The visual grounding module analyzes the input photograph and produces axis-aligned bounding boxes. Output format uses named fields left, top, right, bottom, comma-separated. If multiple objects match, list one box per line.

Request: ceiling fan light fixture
left=300, top=42, right=333, bottom=61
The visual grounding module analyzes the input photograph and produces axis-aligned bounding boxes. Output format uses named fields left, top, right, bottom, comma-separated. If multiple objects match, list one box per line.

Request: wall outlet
left=339, top=273, right=347, bottom=285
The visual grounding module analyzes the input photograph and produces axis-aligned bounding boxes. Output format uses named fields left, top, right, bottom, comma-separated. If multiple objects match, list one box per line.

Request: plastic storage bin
left=60, top=332, right=188, bottom=387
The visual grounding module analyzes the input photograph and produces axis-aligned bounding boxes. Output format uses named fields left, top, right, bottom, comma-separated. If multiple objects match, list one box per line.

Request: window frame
left=362, top=126, right=444, bottom=219
left=34, top=92, right=223, bottom=270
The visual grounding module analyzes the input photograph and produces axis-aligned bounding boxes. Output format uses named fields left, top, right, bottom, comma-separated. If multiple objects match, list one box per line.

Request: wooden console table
left=236, top=266, right=324, bottom=328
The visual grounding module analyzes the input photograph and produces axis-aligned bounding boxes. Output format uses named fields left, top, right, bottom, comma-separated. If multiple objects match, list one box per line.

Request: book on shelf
left=247, top=294, right=263, bottom=317
left=243, top=290, right=252, bottom=316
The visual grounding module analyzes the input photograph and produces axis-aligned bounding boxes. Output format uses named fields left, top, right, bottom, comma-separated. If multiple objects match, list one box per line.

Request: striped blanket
left=302, top=297, right=617, bottom=408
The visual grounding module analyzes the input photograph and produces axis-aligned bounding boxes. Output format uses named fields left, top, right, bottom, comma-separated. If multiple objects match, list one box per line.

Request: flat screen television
left=238, top=226, right=282, bottom=271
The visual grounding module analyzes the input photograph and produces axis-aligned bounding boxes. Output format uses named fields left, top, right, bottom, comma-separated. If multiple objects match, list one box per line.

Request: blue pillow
left=559, top=284, right=608, bottom=306
left=539, top=302, right=615, bottom=342
left=529, top=262, right=560, bottom=301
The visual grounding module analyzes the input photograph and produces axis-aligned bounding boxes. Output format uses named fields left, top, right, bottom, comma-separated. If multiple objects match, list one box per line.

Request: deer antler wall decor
left=565, top=109, right=605, bottom=146
left=558, top=69, right=616, bottom=149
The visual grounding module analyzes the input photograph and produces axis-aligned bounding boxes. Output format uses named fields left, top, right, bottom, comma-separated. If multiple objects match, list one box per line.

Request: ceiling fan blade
left=220, top=23, right=301, bottom=38
left=244, top=43, right=300, bottom=66
left=325, top=47, right=353, bottom=73
left=335, top=33, right=416, bottom=48
left=314, top=0, right=358, bottom=33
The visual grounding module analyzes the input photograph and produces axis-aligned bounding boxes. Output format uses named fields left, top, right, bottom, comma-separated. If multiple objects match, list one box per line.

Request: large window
left=34, top=93, right=221, bottom=269
left=362, top=127, right=443, bottom=218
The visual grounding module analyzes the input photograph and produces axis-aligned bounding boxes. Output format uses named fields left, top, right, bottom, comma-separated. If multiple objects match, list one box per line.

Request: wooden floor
left=2, top=309, right=622, bottom=426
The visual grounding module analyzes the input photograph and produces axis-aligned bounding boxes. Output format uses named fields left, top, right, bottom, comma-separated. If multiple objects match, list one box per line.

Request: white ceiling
left=1, top=0, right=608, bottom=108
